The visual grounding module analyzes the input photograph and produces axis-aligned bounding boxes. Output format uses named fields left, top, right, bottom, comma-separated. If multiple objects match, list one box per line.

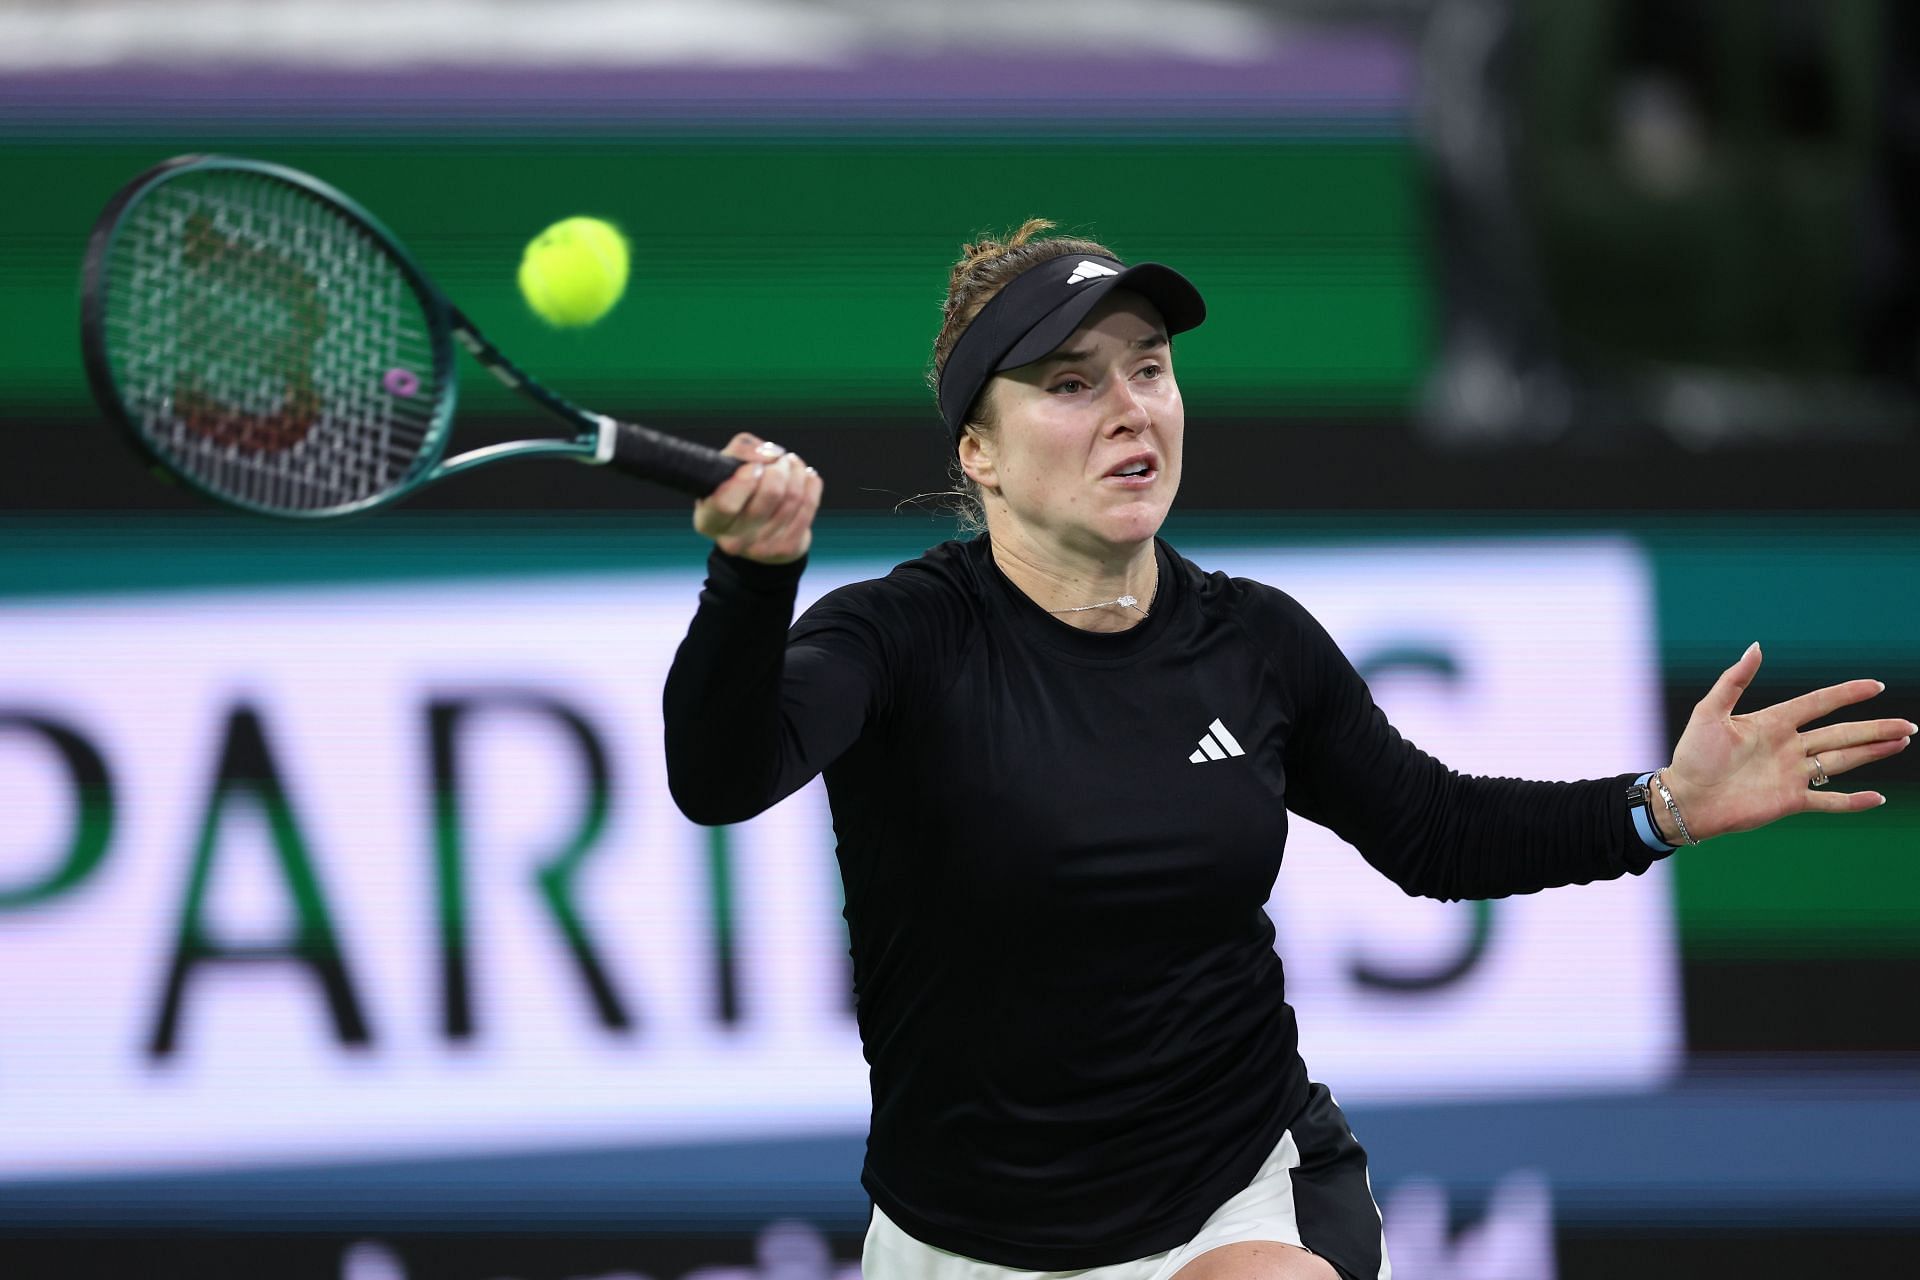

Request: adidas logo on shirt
left=1066, top=260, right=1121, bottom=285
left=1188, top=718, right=1246, bottom=764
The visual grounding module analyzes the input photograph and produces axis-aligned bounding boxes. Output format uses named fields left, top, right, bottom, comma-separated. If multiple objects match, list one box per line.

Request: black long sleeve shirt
left=662, top=534, right=1666, bottom=1269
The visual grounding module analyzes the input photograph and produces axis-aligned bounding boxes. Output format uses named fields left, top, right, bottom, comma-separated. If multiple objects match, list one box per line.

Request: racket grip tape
left=606, top=421, right=744, bottom=497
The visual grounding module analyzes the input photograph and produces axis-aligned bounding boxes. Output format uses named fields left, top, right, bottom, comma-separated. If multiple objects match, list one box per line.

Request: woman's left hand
left=1659, top=643, right=1913, bottom=842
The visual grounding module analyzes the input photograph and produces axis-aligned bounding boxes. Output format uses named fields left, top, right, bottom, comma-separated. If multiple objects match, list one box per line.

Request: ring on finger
left=1809, top=755, right=1830, bottom=787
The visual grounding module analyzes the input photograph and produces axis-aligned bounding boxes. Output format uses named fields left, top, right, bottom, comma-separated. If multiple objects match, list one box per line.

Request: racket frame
left=80, top=154, right=633, bottom=518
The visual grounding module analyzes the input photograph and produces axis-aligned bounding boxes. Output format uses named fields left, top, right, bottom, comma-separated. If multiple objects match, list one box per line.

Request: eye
left=1136, top=363, right=1165, bottom=380
left=1049, top=378, right=1087, bottom=395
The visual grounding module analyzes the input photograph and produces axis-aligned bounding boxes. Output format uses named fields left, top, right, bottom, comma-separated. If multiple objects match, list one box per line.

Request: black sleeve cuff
left=707, top=547, right=808, bottom=596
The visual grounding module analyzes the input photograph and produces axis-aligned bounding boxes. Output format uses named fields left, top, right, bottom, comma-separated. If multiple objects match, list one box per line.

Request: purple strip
left=0, top=40, right=1411, bottom=118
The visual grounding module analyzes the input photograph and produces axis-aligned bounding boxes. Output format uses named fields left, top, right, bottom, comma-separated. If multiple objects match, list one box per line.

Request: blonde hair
left=924, top=219, right=1120, bottom=532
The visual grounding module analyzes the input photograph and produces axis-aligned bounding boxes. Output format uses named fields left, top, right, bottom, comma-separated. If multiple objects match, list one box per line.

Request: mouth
left=1104, top=452, right=1159, bottom=486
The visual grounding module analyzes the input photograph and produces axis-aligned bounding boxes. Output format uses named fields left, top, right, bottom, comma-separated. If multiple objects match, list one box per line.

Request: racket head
left=80, top=155, right=459, bottom=518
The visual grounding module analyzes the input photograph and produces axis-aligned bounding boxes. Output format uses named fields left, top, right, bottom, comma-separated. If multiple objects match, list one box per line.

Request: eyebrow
left=1041, top=332, right=1169, bottom=366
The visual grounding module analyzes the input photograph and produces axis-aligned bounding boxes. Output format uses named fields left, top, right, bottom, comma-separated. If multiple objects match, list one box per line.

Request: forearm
left=1279, top=596, right=1668, bottom=900
left=662, top=550, right=807, bottom=825
left=1325, top=744, right=1659, bottom=901
left=663, top=549, right=877, bottom=826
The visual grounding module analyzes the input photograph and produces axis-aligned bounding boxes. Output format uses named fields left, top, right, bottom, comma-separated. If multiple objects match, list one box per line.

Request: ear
left=957, top=426, right=999, bottom=491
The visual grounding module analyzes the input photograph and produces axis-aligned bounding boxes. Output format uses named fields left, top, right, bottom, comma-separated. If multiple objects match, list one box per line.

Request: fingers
left=696, top=433, right=776, bottom=527
left=740, top=450, right=802, bottom=524
left=1802, top=787, right=1888, bottom=814
left=757, top=459, right=824, bottom=560
left=1797, top=716, right=1906, bottom=814
left=692, top=434, right=821, bottom=564
left=720, top=431, right=771, bottom=463
left=1770, top=677, right=1889, bottom=729
left=1800, top=717, right=1918, bottom=756
left=717, top=453, right=801, bottom=553
left=746, top=454, right=816, bottom=550
left=697, top=434, right=787, bottom=530
left=1804, top=736, right=1911, bottom=782
left=1696, top=642, right=1762, bottom=720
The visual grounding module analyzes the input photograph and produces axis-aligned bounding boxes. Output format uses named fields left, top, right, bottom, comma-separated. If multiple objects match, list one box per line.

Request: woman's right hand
left=693, top=433, right=823, bottom=565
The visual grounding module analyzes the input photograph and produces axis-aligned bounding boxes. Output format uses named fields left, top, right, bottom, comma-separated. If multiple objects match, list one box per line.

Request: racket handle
left=606, top=420, right=744, bottom=497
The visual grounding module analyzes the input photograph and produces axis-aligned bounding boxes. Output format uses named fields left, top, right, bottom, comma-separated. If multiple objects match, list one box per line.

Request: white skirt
left=861, top=1095, right=1391, bottom=1280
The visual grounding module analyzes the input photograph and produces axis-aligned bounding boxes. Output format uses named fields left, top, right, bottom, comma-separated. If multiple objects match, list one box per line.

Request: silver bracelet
left=1650, top=770, right=1698, bottom=847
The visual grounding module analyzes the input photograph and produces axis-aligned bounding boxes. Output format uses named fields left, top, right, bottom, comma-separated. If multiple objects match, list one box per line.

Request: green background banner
left=2, top=134, right=1429, bottom=418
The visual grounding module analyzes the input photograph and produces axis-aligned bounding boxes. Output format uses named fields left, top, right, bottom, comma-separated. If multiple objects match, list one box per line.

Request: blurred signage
left=0, top=539, right=1677, bottom=1176
left=1215, top=541, right=1682, bottom=1100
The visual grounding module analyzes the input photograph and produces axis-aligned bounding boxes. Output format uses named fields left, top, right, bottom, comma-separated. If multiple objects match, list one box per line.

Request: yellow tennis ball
left=517, top=216, right=630, bottom=328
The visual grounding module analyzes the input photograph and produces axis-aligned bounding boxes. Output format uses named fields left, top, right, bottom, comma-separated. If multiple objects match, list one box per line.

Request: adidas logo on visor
left=1188, top=718, right=1246, bottom=764
left=1066, top=260, right=1121, bottom=285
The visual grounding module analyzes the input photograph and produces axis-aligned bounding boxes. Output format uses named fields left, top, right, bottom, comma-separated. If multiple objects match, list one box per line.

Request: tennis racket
left=80, top=154, right=743, bottom=517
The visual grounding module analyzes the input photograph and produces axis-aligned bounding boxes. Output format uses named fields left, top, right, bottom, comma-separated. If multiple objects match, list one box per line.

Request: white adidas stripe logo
left=1066, top=260, right=1120, bottom=285
left=1188, top=718, right=1245, bottom=764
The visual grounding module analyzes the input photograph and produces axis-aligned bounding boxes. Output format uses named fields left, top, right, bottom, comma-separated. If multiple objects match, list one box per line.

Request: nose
left=1101, top=377, right=1152, bottom=435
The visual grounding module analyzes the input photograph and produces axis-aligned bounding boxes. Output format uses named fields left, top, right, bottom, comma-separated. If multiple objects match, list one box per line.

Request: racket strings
left=103, top=172, right=442, bottom=512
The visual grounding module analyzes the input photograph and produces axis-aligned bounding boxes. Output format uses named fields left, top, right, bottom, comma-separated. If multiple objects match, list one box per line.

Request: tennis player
left=662, top=221, right=1910, bottom=1280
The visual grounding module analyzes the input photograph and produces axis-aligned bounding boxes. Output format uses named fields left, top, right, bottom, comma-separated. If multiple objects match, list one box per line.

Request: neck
left=986, top=526, right=1159, bottom=633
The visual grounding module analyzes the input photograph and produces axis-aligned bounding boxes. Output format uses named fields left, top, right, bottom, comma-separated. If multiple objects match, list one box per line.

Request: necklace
left=1048, top=594, right=1148, bottom=617
left=1044, top=561, right=1158, bottom=619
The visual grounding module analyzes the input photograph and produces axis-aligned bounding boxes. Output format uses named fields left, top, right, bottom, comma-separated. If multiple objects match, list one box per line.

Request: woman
left=662, top=222, right=1909, bottom=1280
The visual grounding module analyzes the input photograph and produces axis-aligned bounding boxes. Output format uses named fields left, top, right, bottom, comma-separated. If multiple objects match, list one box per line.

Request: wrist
left=708, top=545, right=807, bottom=593
left=1648, top=791, right=1681, bottom=845
left=1636, top=768, right=1676, bottom=844
left=1628, top=773, right=1676, bottom=852
left=1650, top=768, right=1701, bottom=847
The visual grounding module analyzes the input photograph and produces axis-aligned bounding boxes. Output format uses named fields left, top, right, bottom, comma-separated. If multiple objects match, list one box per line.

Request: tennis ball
left=517, top=216, right=629, bottom=328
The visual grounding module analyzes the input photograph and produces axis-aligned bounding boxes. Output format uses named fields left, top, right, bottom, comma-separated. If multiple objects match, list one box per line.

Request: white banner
left=0, top=537, right=1678, bottom=1176
left=1208, top=541, right=1680, bottom=1099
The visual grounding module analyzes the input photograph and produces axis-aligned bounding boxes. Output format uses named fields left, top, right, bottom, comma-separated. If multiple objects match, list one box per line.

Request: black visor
left=937, top=253, right=1206, bottom=439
